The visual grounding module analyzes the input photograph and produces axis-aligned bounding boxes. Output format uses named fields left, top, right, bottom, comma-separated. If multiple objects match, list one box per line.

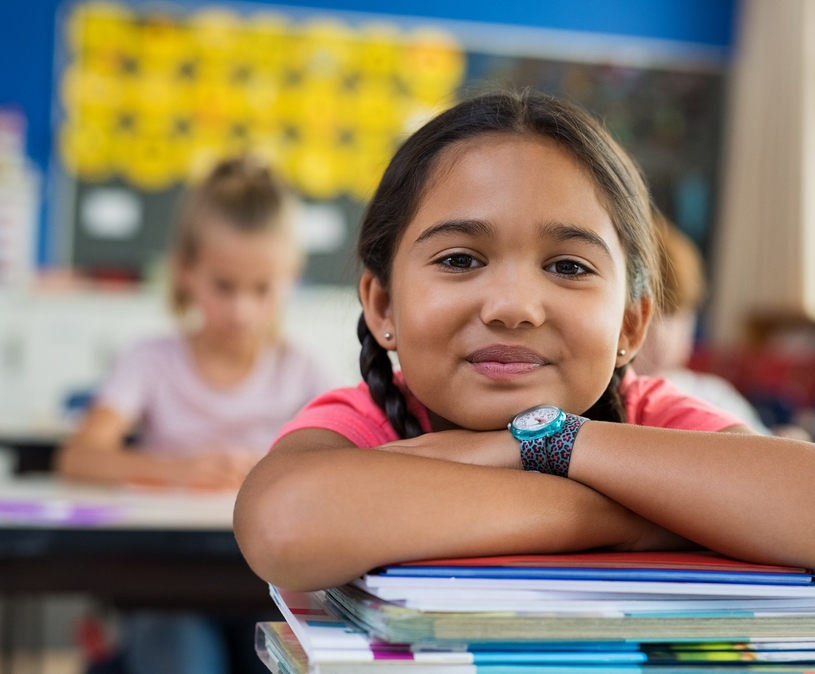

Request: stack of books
left=256, top=551, right=815, bottom=673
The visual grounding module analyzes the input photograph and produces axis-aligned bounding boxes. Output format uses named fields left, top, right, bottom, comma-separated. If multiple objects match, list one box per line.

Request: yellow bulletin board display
left=53, top=1, right=725, bottom=284
left=59, top=1, right=465, bottom=201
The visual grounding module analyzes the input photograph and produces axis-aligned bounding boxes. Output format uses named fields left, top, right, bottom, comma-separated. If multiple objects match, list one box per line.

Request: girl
left=58, top=158, right=329, bottom=674
left=234, top=90, right=815, bottom=593
left=58, top=157, right=328, bottom=489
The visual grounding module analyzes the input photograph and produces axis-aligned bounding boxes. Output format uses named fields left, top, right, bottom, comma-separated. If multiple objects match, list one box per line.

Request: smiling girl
left=234, top=91, right=815, bottom=592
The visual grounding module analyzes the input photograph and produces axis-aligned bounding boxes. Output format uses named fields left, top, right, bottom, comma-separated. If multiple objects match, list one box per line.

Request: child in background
left=635, top=216, right=808, bottom=439
left=58, top=157, right=328, bottom=489
left=634, top=215, right=771, bottom=434
left=57, top=157, right=329, bottom=674
left=234, top=90, right=815, bottom=593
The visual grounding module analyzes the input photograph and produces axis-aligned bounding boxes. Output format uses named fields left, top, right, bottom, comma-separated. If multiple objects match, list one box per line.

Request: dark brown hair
left=357, top=90, right=660, bottom=437
left=171, top=156, right=299, bottom=316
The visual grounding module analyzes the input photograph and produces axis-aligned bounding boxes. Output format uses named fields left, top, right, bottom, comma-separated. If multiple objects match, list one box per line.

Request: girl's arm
left=566, top=422, right=815, bottom=570
left=383, top=424, right=815, bottom=570
left=233, top=428, right=688, bottom=592
left=56, top=405, right=256, bottom=489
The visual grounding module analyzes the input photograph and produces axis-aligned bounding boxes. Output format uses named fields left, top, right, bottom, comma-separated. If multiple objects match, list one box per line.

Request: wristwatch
left=508, top=405, right=587, bottom=477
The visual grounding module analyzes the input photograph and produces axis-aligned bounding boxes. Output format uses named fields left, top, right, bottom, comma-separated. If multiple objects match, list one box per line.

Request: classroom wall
left=0, top=285, right=360, bottom=435
left=1, top=0, right=737, bottom=178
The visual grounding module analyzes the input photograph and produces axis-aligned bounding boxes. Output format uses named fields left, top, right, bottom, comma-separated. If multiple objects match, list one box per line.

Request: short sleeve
left=95, top=343, right=150, bottom=423
left=272, top=385, right=399, bottom=449
left=623, top=373, right=748, bottom=432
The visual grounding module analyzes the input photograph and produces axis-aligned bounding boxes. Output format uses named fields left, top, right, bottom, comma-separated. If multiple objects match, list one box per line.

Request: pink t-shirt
left=97, top=335, right=330, bottom=457
left=274, top=369, right=747, bottom=449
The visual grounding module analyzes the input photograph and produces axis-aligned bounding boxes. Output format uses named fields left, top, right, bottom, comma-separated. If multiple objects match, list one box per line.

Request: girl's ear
left=359, top=270, right=396, bottom=351
left=617, top=295, right=652, bottom=367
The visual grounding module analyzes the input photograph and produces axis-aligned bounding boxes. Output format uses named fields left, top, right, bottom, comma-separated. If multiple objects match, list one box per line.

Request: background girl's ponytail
left=357, top=315, right=423, bottom=439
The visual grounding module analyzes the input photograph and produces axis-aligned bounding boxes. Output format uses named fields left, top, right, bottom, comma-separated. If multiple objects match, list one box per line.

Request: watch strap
left=519, top=413, right=588, bottom=477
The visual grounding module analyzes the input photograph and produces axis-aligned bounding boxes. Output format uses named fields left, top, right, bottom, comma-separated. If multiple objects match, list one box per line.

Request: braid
left=357, top=314, right=423, bottom=439
left=582, top=365, right=628, bottom=423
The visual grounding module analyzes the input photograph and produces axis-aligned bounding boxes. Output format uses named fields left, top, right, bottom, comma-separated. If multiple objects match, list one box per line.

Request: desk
left=0, top=476, right=274, bottom=609
left=0, top=477, right=279, bottom=674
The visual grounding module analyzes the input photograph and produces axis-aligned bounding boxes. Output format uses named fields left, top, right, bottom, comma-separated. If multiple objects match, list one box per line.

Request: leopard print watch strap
left=519, top=413, right=588, bottom=477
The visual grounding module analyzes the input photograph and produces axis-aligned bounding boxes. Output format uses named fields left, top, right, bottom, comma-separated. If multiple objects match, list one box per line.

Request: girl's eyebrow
left=540, top=221, right=613, bottom=260
left=412, top=218, right=613, bottom=261
left=413, top=219, right=495, bottom=245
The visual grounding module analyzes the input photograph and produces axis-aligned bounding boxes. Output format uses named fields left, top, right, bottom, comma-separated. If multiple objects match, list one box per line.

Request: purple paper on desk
left=0, top=499, right=124, bottom=526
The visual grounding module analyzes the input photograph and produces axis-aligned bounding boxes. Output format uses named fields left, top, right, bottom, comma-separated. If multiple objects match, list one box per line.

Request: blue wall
left=2, top=0, right=737, bottom=176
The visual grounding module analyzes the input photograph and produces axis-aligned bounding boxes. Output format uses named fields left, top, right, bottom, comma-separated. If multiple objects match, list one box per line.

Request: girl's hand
left=379, top=429, right=522, bottom=469
left=382, top=431, right=697, bottom=553
left=236, top=428, right=670, bottom=590
left=172, top=451, right=258, bottom=490
left=609, top=516, right=698, bottom=553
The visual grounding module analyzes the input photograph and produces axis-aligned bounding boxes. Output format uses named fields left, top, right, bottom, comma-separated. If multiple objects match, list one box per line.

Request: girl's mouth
left=466, top=345, right=548, bottom=380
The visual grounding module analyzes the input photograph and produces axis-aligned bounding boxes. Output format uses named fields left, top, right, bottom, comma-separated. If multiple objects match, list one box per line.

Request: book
left=326, top=582, right=815, bottom=645
left=396, top=551, right=810, bottom=574
left=259, top=551, right=815, bottom=671
left=259, top=588, right=815, bottom=673
left=357, top=553, right=815, bottom=614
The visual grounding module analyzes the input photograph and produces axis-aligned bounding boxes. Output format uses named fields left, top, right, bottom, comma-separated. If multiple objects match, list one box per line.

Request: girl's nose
left=479, top=268, right=546, bottom=329
left=230, top=293, right=257, bottom=325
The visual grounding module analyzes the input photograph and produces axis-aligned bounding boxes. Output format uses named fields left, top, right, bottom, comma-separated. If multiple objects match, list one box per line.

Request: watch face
left=513, top=405, right=561, bottom=432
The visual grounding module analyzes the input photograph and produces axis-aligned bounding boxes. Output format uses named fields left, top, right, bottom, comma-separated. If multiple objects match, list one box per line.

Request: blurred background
left=0, top=0, right=737, bottom=437
left=4, top=0, right=815, bottom=672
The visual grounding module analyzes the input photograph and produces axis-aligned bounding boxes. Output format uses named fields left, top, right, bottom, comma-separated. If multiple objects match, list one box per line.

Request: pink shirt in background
left=97, top=335, right=330, bottom=457
left=273, top=369, right=747, bottom=449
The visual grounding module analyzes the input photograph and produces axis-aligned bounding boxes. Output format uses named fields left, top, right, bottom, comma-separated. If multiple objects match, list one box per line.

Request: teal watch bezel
left=508, top=405, right=566, bottom=441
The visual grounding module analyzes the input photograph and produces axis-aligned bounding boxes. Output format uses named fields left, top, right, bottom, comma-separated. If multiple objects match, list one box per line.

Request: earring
left=617, top=349, right=626, bottom=357
left=384, top=332, right=393, bottom=340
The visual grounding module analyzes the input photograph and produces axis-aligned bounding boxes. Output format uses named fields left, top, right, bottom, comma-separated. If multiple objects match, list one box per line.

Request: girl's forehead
left=192, top=218, right=293, bottom=266
left=402, top=134, right=621, bottom=252
left=198, top=216, right=285, bottom=248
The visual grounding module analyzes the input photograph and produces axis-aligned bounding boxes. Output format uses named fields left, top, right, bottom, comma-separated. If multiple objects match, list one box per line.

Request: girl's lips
left=466, top=345, right=549, bottom=380
left=469, top=360, right=544, bottom=379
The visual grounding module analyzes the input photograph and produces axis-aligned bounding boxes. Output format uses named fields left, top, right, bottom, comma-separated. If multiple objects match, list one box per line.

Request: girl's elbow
left=234, top=471, right=330, bottom=590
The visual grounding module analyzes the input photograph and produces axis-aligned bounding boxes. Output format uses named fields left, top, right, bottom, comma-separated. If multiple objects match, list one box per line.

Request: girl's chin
left=213, top=329, right=265, bottom=347
left=428, top=408, right=516, bottom=433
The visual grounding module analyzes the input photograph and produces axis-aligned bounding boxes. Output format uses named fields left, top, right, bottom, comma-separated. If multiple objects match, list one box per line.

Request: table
left=0, top=477, right=281, bottom=673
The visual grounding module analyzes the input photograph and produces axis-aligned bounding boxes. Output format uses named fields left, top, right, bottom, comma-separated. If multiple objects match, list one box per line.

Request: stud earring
left=384, top=332, right=393, bottom=340
left=617, top=349, right=626, bottom=357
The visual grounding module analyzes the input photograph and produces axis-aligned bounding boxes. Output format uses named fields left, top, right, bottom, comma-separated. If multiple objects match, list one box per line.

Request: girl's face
left=362, top=134, right=649, bottom=430
left=180, top=221, right=297, bottom=349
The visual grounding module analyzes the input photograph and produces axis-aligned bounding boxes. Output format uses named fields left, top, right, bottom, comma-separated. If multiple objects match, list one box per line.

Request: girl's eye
left=546, top=259, right=591, bottom=277
left=437, top=253, right=483, bottom=270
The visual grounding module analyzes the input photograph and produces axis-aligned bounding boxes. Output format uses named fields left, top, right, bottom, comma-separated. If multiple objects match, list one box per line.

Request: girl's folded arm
left=233, top=427, right=685, bottom=592
left=375, top=422, right=815, bottom=569
left=567, top=422, right=815, bottom=570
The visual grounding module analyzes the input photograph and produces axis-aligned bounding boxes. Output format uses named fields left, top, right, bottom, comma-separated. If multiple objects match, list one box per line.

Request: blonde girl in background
left=58, top=157, right=328, bottom=490
left=58, top=157, right=329, bottom=674
left=234, top=90, right=815, bottom=593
